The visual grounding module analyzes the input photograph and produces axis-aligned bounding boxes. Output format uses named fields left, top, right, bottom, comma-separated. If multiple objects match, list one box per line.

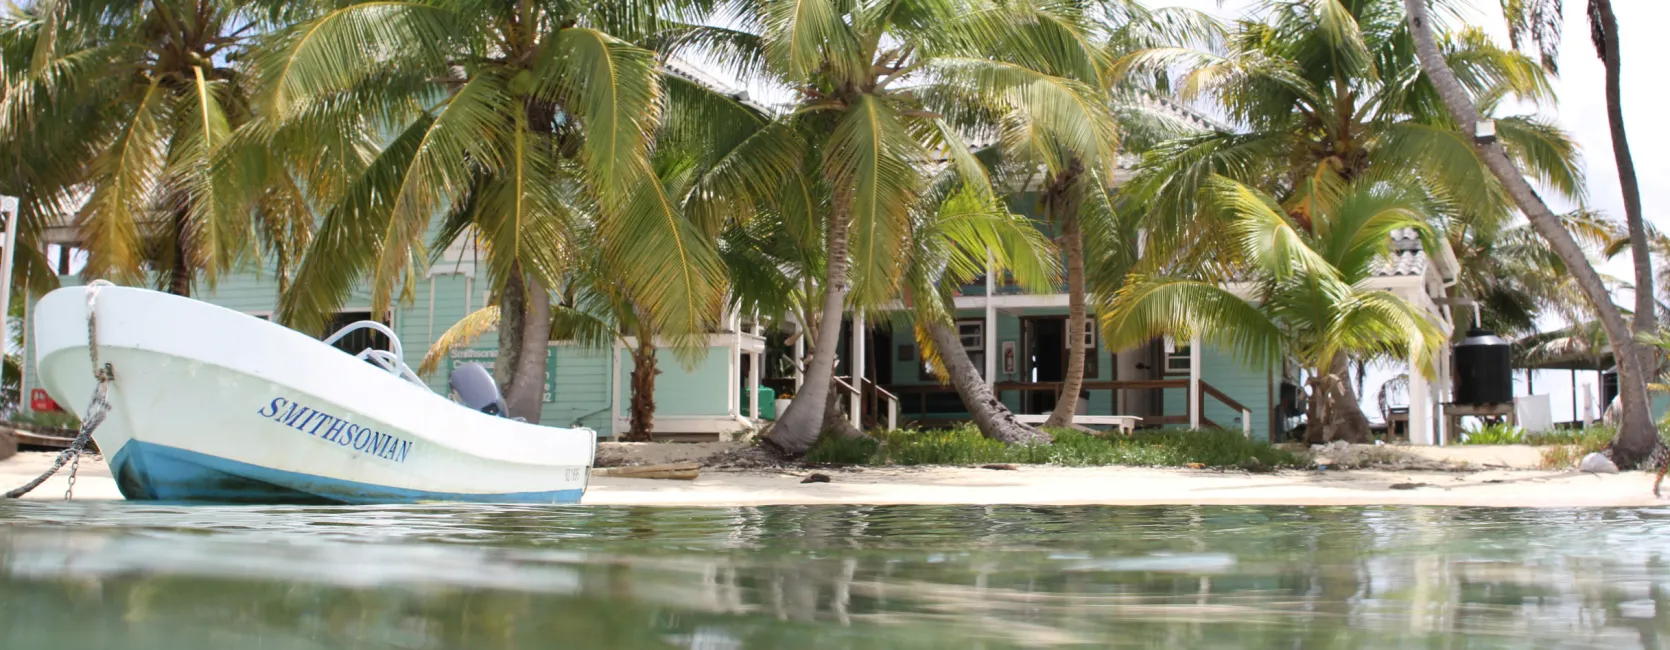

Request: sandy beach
left=1, top=443, right=1662, bottom=507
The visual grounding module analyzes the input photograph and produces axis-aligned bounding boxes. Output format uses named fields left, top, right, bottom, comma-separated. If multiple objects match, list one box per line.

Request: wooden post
left=610, top=342, right=623, bottom=440
left=729, top=310, right=741, bottom=422
left=985, top=249, right=997, bottom=387
left=1188, top=335, right=1202, bottom=429
left=0, top=197, right=17, bottom=399
left=851, top=312, right=865, bottom=429
left=1409, top=352, right=1432, bottom=445
left=1571, top=369, right=1579, bottom=425
left=750, top=316, right=762, bottom=421
left=794, top=323, right=805, bottom=392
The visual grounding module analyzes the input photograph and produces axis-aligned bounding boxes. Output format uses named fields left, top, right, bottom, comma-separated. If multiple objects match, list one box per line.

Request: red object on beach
left=29, top=388, right=62, bottom=412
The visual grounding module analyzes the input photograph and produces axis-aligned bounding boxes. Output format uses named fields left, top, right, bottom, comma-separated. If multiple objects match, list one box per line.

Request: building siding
left=616, top=347, right=733, bottom=418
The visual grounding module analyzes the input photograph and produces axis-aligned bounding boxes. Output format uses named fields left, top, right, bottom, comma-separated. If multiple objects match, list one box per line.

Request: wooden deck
left=0, top=423, right=90, bottom=452
left=883, top=379, right=1254, bottom=435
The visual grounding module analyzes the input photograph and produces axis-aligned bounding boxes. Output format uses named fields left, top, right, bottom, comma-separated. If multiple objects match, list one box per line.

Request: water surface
left=2, top=502, right=1668, bottom=648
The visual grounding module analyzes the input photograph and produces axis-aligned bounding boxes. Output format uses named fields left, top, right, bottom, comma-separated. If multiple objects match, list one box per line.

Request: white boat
left=32, top=284, right=596, bottom=504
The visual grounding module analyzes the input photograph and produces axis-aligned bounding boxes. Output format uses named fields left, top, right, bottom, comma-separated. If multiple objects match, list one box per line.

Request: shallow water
left=2, top=503, right=1669, bottom=648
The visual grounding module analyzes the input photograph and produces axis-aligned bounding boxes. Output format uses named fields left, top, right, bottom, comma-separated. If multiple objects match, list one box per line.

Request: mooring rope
left=5, top=281, right=115, bottom=500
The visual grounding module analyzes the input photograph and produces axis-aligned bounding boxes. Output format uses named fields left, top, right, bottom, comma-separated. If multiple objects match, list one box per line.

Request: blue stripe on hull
left=109, top=441, right=585, bottom=505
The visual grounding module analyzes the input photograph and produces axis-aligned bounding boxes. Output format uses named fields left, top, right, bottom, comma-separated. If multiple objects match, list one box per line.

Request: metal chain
left=5, top=281, right=114, bottom=500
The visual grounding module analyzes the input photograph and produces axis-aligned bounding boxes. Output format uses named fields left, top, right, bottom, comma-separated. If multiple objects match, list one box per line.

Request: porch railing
left=835, top=375, right=899, bottom=431
left=886, top=379, right=1254, bottom=437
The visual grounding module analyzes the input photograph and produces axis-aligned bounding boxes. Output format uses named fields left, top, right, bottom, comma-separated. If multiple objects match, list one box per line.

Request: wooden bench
left=1012, top=414, right=1142, bottom=434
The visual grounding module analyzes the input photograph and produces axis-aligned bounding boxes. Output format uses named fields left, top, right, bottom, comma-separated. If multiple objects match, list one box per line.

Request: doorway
left=1021, top=317, right=1065, bottom=414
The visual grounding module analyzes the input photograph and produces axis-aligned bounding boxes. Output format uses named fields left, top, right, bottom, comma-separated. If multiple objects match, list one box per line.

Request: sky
left=1161, top=0, right=1669, bottom=292
left=1151, top=0, right=1670, bottom=425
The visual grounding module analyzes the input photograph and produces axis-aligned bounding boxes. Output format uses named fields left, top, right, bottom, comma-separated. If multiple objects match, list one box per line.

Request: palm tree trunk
left=496, top=271, right=526, bottom=407
left=1046, top=206, right=1087, bottom=428
left=768, top=193, right=852, bottom=455
left=821, top=381, right=864, bottom=438
left=625, top=339, right=657, bottom=442
left=1593, top=0, right=1660, bottom=395
left=506, top=274, right=551, bottom=423
left=926, top=318, right=1051, bottom=445
left=168, top=209, right=190, bottom=296
left=1402, top=0, right=1659, bottom=467
left=1305, top=354, right=1371, bottom=444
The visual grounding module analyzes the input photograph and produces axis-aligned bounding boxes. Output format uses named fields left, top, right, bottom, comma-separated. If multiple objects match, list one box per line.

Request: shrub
left=810, top=425, right=1303, bottom=469
left=1537, top=426, right=1614, bottom=469
left=1117, top=429, right=1304, bottom=468
left=7, top=410, right=81, bottom=431
left=1460, top=423, right=1524, bottom=445
left=1532, top=425, right=1670, bottom=469
left=804, top=434, right=881, bottom=464
left=876, top=424, right=1011, bottom=465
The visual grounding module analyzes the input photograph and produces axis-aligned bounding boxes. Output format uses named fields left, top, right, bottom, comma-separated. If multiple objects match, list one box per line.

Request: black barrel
left=1452, top=328, right=1513, bottom=405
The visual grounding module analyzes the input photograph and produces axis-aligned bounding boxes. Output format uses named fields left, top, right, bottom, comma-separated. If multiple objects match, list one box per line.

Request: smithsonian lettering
left=257, top=397, right=413, bottom=463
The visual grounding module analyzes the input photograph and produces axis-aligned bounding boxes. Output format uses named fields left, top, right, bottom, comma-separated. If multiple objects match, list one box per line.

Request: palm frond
left=280, top=73, right=509, bottom=333
left=1102, top=275, right=1286, bottom=370
left=418, top=304, right=500, bottom=376
left=254, top=1, right=453, bottom=121
left=534, top=27, right=663, bottom=208
left=77, top=78, right=168, bottom=285
left=825, top=94, right=922, bottom=305
left=1209, top=176, right=1338, bottom=282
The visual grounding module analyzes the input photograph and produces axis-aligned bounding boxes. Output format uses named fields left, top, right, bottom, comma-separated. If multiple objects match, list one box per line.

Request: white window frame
left=1165, top=341, right=1192, bottom=375
left=957, top=320, right=985, bottom=352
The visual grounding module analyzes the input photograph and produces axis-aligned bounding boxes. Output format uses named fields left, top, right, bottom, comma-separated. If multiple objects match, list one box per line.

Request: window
left=1164, top=337, right=1192, bottom=375
left=922, top=320, right=986, bottom=380
left=1078, top=318, right=1097, bottom=349
left=326, top=310, right=392, bottom=355
left=1080, top=318, right=1099, bottom=378
left=958, top=321, right=985, bottom=351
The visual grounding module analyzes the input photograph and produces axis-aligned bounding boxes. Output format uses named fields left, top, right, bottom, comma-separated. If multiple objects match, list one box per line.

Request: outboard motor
left=450, top=362, right=508, bottom=417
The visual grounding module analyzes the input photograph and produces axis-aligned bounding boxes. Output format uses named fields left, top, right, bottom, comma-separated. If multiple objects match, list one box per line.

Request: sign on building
left=447, top=347, right=557, bottom=403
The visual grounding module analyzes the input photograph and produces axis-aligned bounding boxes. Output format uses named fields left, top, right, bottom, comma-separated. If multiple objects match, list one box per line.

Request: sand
left=1, top=444, right=1660, bottom=508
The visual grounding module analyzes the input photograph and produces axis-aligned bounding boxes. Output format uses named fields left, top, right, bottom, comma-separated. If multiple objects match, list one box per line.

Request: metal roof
left=1368, top=228, right=1429, bottom=278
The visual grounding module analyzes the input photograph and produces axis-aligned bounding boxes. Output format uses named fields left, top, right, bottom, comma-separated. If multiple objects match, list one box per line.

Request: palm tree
left=1453, top=209, right=1620, bottom=342
left=256, top=1, right=729, bottom=422
left=683, top=0, right=1121, bottom=454
left=901, top=186, right=1060, bottom=444
left=417, top=221, right=669, bottom=441
left=1112, top=0, right=1579, bottom=438
left=0, top=1, right=317, bottom=296
left=1401, top=0, right=1660, bottom=467
left=961, top=0, right=1218, bottom=429
left=1498, top=0, right=1656, bottom=393
left=1103, top=174, right=1445, bottom=443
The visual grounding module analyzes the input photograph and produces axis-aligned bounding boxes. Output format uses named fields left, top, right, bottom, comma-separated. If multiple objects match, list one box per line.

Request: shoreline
left=1, top=445, right=1662, bottom=508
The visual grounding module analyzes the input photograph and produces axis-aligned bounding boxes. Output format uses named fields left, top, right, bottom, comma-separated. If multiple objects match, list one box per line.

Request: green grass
left=1458, top=423, right=1525, bottom=445
left=804, top=424, right=1304, bottom=468
left=6, top=410, right=81, bottom=431
left=1535, top=425, right=1621, bottom=469
left=803, top=434, right=882, bottom=464
left=1532, top=425, right=1670, bottom=469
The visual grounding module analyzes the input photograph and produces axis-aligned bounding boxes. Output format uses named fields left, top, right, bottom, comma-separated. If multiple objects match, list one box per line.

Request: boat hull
left=34, top=285, right=596, bottom=505
left=108, top=441, right=583, bottom=504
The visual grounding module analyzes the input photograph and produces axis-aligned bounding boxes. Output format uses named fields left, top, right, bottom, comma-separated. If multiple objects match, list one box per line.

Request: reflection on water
left=3, top=503, right=1670, bottom=648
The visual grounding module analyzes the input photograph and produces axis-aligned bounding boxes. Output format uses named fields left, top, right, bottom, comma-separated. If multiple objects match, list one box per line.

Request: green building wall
left=871, top=309, right=1275, bottom=441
